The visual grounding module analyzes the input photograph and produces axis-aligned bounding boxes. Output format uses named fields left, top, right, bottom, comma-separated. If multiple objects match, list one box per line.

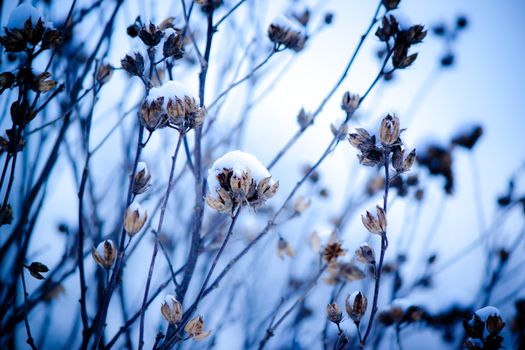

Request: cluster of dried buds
left=140, top=81, right=205, bottom=132
left=0, top=6, right=62, bottom=53
left=348, top=114, right=415, bottom=173
left=92, top=239, right=117, bottom=270
left=267, top=16, right=307, bottom=52
left=375, top=12, right=426, bottom=69
left=463, top=306, right=505, bottom=350
left=206, top=151, right=279, bottom=214
left=161, top=295, right=183, bottom=324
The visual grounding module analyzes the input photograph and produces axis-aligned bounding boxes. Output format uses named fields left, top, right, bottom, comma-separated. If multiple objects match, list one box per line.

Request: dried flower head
left=139, top=22, right=162, bottom=47
left=277, top=237, right=294, bottom=259
left=121, top=52, right=145, bottom=77
left=96, top=63, right=114, bottom=85
left=92, top=240, right=117, bottom=270
left=355, top=243, right=376, bottom=265
left=341, top=91, right=360, bottom=116
left=346, top=291, right=368, bottom=323
left=361, top=206, right=387, bottom=234
left=206, top=150, right=278, bottom=214
left=25, top=261, right=49, bottom=280
left=296, top=107, right=312, bottom=129
left=268, top=15, right=307, bottom=52
left=124, top=201, right=147, bottom=237
left=327, top=302, right=343, bottom=324
left=185, top=315, right=211, bottom=341
left=133, top=162, right=152, bottom=195
left=379, top=114, right=401, bottom=146
left=323, top=241, right=346, bottom=263
left=163, top=29, right=185, bottom=59
left=392, top=146, right=416, bottom=173
left=161, top=295, right=182, bottom=324
left=141, top=81, right=205, bottom=132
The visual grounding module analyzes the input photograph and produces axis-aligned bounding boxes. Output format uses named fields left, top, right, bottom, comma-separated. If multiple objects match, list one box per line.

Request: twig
left=21, top=269, right=38, bottom=350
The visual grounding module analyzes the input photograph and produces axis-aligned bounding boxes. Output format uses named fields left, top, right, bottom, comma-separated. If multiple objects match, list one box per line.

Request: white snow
left=128, top=200, right=145, bottom=215
left=7, top=3, right=44, bottom=29
left=475, top=306, right=501, bottom=322
left=207, top=150, right=274, bottom=194
left=348, top=291, right=360, bottom=306
left=96, top=239, right=114, bottom=257
left=164, top=294, right=177, bottom=305
left=270, top=15, right=306, bottom=35
left=146, top=80, right=198, bottom=107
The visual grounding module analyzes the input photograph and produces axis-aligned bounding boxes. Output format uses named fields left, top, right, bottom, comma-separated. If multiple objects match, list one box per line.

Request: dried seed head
left=355, top=243, right=376, bottom=265
left=323, top=241, right=346, bottom=263
left=293, top=196, right=311, bottom=214
left=379, top=114, right=401, bottom=145
left=121, top=52, right=145, bottom=77
left=124, top=201, right=147, bottom=236
left=96, top=64, right=114, bottom=85
left=139, top=22, right=162, bottom=47
left=361, top=206, right=387, bottom=235
left=161, top=295, right=182, bottom=324
left=133, top=162, right=152, bottom=195
left=346, top=291, right=368, bottom=323
left=268, top=16, right=307, bottom=51
left=277, top=237, right=294, bottom=259
left=382, top=0, right=401, bottom=10
left=25, top=261, right=49, bottom=280
left=402, top=149, right=416, bottom=172
left=485, top=314, right=505, bottom=336
left=185, top=315, right=211, bottom=341
left=92, top=239, right=117, bottom=270
left=327, top=302, right=343, bottom=324
left=163, top=31, right=185, bottom=59
left=341, top=91, right=360, bottom=116
left=376, top=15, right=399, bottom=42
left=296, top=107, right=312, bottom=129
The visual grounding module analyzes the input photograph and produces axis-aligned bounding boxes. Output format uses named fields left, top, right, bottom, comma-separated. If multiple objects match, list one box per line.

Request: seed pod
left=355, top=243, right=376, bottom=265
left=327, top=302, right=343, bottom=324
left=133, top=162, right=151, bottom=195
left=185, top=315, right=211, bottom=340
left=341, top=91, right=360, bottom=116
left=379, top=114, right=400, bottom=145
left=161, top=295, right=182, bottom=324
left=346, top=291, right=368, bottom=323
left=92, top=239, right=117, bottom=270
left=124, top=201, right=147, bottom=237
left=361, top=206, right=387, bottom=234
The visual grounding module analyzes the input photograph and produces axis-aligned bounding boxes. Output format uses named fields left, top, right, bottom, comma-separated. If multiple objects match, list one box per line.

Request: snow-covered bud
left=124, top=201, right=147, bottom=236
left=346, top=291, right=367, bottom=323
left=361, top=206, right=387, bottom=234
left=206, top=151, right=278, bottom=214
left=268, top=16, right=307, bottom=52
left=355, top=243, right=376, bottom=265
left=327, top=302, right=343, bottom=324
left=379, top=114, right=401, bottom=145
left=161, top=295, right=182, bottom=324
left=92, top=239, right=117, bottom=269
left=185, top=315, right=211, bottom=341
left=133, top=162, right=151, bottom=195
left=341, top=91, right=360, bottom=116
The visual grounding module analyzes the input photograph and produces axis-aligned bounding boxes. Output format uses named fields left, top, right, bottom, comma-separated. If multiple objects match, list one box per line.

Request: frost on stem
left=139, top=80, right=205, bottom=132
left=205, top=150, right=278, bottom=214
left=267, top=15, right=307, bottom=52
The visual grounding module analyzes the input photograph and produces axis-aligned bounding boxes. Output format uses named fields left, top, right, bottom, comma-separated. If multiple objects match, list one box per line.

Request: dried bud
left=277, top=237, right=294, bottom=259
left=121, top=52, right=144, bottom=77
left=327, top=302, right=343, bottom=324
left=355, top=243, right=375, bottom=265
left=346, top=291, right=367, bottom=323
left=293, top=196, right=311, bottom=214
left=268, top=16, right=307, bottom=52
left=195, top=0, right=223, bottom=12
left=297, top=108, right=312, bottom=129
left=382, top=0, right=401, bottom=10
left=185, top=315, right=211, bottom=341
left=323, top=241, right=346, bottom=263
left=159, top=17, right=175, bottom=30
left=161, top=295, right=182, bottom=324
left=485, top=314, right=505, bottom=336
left=406, top=25, right=427, bottom=44
left=133, top=162, right=152, bottom=195
left=324, top=13, right=334, bottom=25
left=140, top=97, right=167, bottom=132
left=139, top=22, right=162, bottom=47
left=127, top=23, right=140, bottom=37
left=96, top=64, right=114, bottom=85
left=124, top=201, right=147, bottom=236
left=379, top=114, right=401, bottom=145
left=26, top=261, right=49, bottom=280
left=402, top=149, right=416, bottom=171
left=41, top=29, right=63, bottom=50
left=0, top=72, right=16, bottom=94
left=341, top=91, right=360, bottom=116
left=92, top=239, right=117, bottom=270
left=375, top=15, right=399, bottom=42
left=361, top=206, right=387, bottom=234
left=451, top=125, right=483, bottom=150
left=348, top=128, right=373, bottom=150
left=163, top=31, right=185, bottom=59
left=34, top=72, right=56, bottom=92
